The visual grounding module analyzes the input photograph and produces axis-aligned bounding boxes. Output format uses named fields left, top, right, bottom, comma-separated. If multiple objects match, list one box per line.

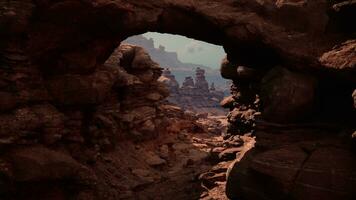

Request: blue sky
left=142, top=32, right=226, bottom=69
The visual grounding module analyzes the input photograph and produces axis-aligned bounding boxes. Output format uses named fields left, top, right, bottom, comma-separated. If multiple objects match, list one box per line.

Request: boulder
left=291, top=147, right=356, bottom=200
left=220, top=57, right=238, bottom=80
left=145, top=151, right=166, bottom=167
left=226, top=146, right=308, bottom=200
left=220, top=96, right=235, bottom=109
left=260, top=67, right=316, bottom=123
left=236, top=66, right=259, bottom=80
left=131, top=46, right=160, bottom=69
left=226, top=142, right=356, bottom=200
left=3, top=146, right=92, bottom=182
left=320, top=40, right=356, bottom=71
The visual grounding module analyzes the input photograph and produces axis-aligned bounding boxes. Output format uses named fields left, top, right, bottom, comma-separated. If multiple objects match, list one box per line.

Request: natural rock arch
left=3, top=0, right=350, bottom=74
left=0, top=0, right=355, bottom=200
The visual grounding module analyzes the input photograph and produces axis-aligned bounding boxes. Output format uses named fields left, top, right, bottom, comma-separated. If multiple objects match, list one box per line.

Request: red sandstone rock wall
left=0, top=0, right=355, bottom=200
left=0, top=42, right=171, bottom=199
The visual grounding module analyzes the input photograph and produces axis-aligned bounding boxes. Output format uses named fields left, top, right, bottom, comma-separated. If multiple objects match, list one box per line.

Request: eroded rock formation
left=0, top=0, right=355, bottom=200
left=0, top=42, right=173, bottom=199
left=124, top=35, right=227, bottom=88
left=159, top=68, right=225, bottom=114
left=224, top=35, right=356, bottom=200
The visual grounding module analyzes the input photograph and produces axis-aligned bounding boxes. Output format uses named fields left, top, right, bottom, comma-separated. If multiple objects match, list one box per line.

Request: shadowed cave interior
left=0, top=1, right=355, bottom=200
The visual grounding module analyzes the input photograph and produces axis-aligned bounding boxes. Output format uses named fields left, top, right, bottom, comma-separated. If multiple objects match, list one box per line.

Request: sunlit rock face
left=0, top=0, right=355, bottom=199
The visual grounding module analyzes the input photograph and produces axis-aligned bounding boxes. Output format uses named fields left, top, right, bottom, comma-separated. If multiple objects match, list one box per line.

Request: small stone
left=177, top=133, right=188, bottom=140
left=199, top=172, right=226, bottom=189
left=193, top=143, right=208, bottom=148
left=220, top=95, right=235, bottom=108
left=140, top=120, right=156, bottom=132
left=212, top=147, right=226, bottom=153
left=209, top=147, right=226, bottom=162
left=218, top=147, right=243, bottom=161
left=102, top=156, right=113, bottom=163
left=158, top=145, right=169, bottom=159
left=145, top=152, right=166, bottom=166
left=146, top=92, right=162, bottom=101
left=132, top=169, right=151, bottom=178
left=0, top=137, right=16, bottom=145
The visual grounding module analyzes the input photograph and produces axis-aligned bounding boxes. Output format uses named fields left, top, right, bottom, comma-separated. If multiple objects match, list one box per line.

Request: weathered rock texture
left=159, top=68, right=225, bottom=114
left=0, top=0, right=355, bottom=200
left=222, top=3, right=356, bottom=200
left=0, top=42, right=171, bottom=199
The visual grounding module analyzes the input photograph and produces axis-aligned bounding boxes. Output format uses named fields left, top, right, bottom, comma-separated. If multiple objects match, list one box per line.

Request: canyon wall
left=0, top=0, right=355, bottom=199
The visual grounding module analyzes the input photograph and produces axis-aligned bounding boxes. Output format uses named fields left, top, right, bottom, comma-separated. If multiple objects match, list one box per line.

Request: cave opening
left=123, top=32, right=230, bottom=116
left=0, top=1, right=355, bottom=200
left=90, top=31, right=257, bottom=199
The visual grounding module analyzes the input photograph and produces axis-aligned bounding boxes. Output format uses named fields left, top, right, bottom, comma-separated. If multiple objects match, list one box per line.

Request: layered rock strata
left=0, top=0, right=355, bottom=200
left=0, top=43, right=170, bottom=199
